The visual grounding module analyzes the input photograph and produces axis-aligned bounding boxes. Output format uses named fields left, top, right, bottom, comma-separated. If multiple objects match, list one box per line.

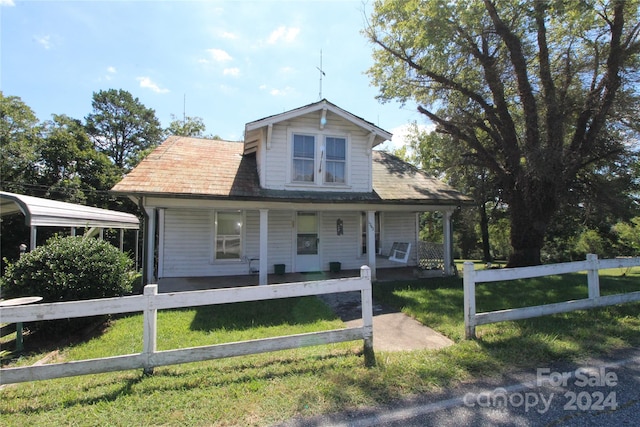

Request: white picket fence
left=0, top=266, right=374, bottom=385
left=464, top=254, right=640, bottom=339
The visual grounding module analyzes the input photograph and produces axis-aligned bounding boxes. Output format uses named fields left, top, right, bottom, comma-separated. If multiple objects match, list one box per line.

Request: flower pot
left=274, top=264, right=285, bottom=275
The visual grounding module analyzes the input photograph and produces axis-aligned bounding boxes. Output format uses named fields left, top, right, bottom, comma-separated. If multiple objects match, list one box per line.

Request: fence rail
left=1, top=266, right=374, bottom=385
left=464, top=254, right=640, bottom=339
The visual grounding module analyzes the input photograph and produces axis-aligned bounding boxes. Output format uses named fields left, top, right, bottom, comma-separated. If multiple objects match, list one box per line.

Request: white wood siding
left=162, top=209, right=212, bottom=277
left=267, top=210, right=294, bottom=272
left=262, top=111, right=372, bottom=192
left=160, top=208, right=417, bottom=277
left=320, top=211, right=363, bottom=271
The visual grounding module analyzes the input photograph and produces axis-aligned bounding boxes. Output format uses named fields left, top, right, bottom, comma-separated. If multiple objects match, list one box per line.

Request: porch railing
left=417, top=241, right=444, bottom=270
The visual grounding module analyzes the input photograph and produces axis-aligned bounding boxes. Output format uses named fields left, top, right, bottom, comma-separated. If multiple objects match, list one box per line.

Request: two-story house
left=111, top=99, right=472, bottom=286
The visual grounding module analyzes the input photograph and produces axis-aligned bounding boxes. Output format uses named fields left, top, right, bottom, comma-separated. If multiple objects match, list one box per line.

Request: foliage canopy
left=366, top=0, right=640, bottom=266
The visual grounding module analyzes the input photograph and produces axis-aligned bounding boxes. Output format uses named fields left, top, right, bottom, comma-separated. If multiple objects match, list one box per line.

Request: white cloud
left=218, top=30, right=238, bottom=40
left=270, top=86, right=294, bottom=96
left=267, top=26, right=300, bottom=44
left=137, top=77, right=169, bottom=94
left=34, top=35, right=52, bottom=49
left=279, top=66, right=295, bottom=74
left=104, top=66, right=117, bottom=81
left=0, top=0, right=16, bottom=6
left=223, top=68, right=240, bottom=77
left=206, top=48, right=232, bottom=62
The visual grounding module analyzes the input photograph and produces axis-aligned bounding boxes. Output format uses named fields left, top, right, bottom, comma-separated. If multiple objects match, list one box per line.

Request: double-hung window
left=215, top=211, right=242, bottom=260
left=324, top=137, right=346, bottom=184
left=292, top=134, right=315, bottom=183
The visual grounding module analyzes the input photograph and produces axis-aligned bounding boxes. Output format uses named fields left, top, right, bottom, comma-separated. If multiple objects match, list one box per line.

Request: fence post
left=463, top=262, right=477, bottom=339
left=586, top=254, right=600, bottom=299
left=143, top=284, right=158, bottom=375
left=359, top=266, right=376, bottom=367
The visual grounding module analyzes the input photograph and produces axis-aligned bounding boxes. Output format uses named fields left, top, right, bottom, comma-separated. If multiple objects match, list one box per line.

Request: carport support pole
left=30, top=226, right=37, bottom=250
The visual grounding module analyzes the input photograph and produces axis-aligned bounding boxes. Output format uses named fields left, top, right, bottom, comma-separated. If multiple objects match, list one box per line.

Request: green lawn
left=1, top=265, right=639, bottom=426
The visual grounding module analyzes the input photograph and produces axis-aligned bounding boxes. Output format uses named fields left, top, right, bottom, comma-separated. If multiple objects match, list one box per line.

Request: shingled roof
left=111, top=136, right=472, bottom=205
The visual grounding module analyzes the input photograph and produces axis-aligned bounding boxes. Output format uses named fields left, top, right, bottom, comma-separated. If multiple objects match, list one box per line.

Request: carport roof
left=0, top=191, right=139, bottom=229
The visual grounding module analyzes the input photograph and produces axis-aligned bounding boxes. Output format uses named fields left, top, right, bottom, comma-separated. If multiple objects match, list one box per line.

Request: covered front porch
left=143, top=201, right=456, bottom=286
left=156, top=266, right=444, bottom=293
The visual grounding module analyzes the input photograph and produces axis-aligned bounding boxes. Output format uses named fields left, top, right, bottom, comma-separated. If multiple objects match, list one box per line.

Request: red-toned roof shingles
left=112, top=136, right=261, bottom=198
left=372, top=151, right=472, bottom=204
left=112, top=136, right=472, bottom=205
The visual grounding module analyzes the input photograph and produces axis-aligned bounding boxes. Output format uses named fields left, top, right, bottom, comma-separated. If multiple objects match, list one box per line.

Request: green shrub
left=1, top=236, right=135, bottom=337
left=1, top=235, right=133, bottom=302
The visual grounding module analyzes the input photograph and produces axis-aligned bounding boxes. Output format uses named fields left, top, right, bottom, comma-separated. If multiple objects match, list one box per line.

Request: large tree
left=85, top=89, right=163, bottom=171
left=0, top=92, right=42, bottom=195
left=40, top=114, right=121, bottom=207
left=366, top=0, right=640, bottom=266
left=165, top=114, right=207, bottom=137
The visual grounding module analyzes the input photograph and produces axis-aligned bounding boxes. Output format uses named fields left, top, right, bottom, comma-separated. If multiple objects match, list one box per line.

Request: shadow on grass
left=189, top=296, right=338, bottom=332
left=373, top=275, right=640, bottom=371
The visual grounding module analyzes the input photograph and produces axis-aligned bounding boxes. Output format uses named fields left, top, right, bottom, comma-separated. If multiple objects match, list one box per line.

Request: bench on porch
left=387, top=242, right=412, bottom=264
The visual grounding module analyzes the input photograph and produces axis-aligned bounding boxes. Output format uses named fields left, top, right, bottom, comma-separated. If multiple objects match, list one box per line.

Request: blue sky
left=1, top=0, right=430, bottom=149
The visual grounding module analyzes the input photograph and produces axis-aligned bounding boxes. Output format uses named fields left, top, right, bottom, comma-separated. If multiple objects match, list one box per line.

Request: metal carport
left=0, top=191, right=139, bottom=255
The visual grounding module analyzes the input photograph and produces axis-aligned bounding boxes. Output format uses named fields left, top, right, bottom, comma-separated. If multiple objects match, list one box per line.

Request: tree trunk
left=506, top=181, right=557, bottom=267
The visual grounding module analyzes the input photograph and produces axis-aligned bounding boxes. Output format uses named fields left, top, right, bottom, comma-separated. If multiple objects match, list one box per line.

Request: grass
left=1, top=265, right=639, bottom=426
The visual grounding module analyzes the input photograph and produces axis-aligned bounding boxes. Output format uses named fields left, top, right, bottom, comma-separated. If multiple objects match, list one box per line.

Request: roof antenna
left=183, top=94, right=186, bottom=127
left=316, top=49, right=325, bottom=100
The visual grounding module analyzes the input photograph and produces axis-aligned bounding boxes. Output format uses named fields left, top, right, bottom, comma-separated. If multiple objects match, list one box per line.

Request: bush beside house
left=1, top=236, right=135, bottom=334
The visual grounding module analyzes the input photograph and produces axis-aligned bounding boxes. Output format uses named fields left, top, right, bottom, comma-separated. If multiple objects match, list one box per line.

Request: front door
left=296, top=212, right=320, bottom=272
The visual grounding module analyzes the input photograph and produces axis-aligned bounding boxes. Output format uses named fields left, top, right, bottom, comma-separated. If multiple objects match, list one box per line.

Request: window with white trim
left=215, top=211, right=242, bottom=260
left=292, top=134, right=315, bottom=183
left=324, top=137, right=346, bottom=184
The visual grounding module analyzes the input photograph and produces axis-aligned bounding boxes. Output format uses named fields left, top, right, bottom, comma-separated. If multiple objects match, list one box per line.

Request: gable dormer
left=244, top=99, right=392, bottom=192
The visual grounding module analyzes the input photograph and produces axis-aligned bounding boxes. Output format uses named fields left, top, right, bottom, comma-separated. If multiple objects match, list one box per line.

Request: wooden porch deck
left=157, top=267, right=443, bottom=293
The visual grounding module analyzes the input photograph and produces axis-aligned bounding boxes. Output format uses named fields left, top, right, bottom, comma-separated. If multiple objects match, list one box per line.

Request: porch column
left=443, top=210, right=453, bottom=275
left=144, top=207, right=156, bottom=284
left=157, top=208, right=165, bottom=279
left=366, top=210, right=377, bottom=281
left=259, top=209, right=269, bottom=285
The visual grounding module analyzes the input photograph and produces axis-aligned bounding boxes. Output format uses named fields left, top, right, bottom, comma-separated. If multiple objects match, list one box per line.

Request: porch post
left=443, top=210, right=453, bottom=275
left=366, top=210, right=377, bottom=281
left=259, top=209, right=269, bottom=285
left=144, top=207, right=156, bottom=284
left=157, top=209, right=165, bottom=279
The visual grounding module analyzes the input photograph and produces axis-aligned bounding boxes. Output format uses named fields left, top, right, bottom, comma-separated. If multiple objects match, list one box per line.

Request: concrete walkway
left=318, top=292, right=453, bottom=352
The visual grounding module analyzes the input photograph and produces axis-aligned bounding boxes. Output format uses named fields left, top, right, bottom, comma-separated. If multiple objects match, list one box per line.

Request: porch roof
left=111, top=136, right=472, bottom=206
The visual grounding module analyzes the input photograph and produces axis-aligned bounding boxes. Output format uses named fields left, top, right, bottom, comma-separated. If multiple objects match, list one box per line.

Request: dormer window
left=292, top=134, right=315, bottom=183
